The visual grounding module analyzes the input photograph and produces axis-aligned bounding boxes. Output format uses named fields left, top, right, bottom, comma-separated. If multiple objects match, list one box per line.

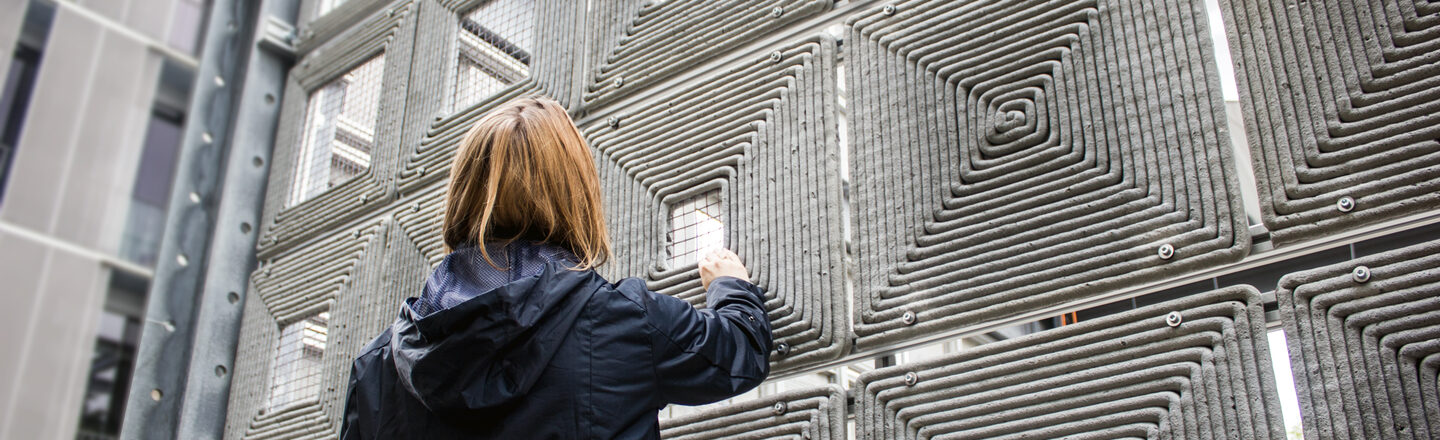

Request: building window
left=267, top=312, right=329, bottom=411
left=314, top=0, right=349, bottom=18
left=452, top=0, right=534, bottom=112
left=288, top=55, right=384, bottom=206
left=667, top=190, right=724, bottom=268
left=0, top=44, right=44, bottom=207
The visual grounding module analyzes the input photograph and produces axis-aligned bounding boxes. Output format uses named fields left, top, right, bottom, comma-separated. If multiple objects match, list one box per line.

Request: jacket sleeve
left=339, top=360, right=365, bottom=440
left=639, top=276, right=773, bottom=405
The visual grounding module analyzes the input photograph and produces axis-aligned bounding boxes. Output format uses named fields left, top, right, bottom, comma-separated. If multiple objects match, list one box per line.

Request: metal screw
left=883, top=4, right=897, bottom=16
left=607, top=116, right=620, bottom=128
left=775, top=342, right=790, bottom=356
left=771, top=6, right=783, bottom=17
left=903, top=372, right=918, bottom=386
left=412, top=202, right=422, bottom=213
left=1157, top=243, right=1175, bottom=260
left=1166, top=311, right=1183, bottom=327
left=1337, top=196, right=1356, bottom=213
left=359, top=194, right=369, bottom=204
left=612, top=76, right=624, bottom=88
left=769, top=51, right=782, bottom=63
left=1352, top=265, right=1371, bottom=283
left=772, top=401, right=787, bottom=415
left=417, top=166, right=427, bottom=176
left=901, top=310, right=917, bottom=325
left=354, top=230, right=362, bottom=239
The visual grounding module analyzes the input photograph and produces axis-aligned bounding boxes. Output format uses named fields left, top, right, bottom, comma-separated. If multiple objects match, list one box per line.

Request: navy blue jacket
left=340, top=243, right=772, bottom=439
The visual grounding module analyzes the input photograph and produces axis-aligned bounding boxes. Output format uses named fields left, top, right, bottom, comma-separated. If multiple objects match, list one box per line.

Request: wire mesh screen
left=287, top=54, right=386, bottom=207
left=667, top=190, right=724, bottom=268
left=453, top=0, right=535, bottom=112
left=266, top=312, right=329, bottom=412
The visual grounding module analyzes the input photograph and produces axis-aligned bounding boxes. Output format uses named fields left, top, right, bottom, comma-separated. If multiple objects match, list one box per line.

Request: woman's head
left=442, top=96, right=610, bottom=269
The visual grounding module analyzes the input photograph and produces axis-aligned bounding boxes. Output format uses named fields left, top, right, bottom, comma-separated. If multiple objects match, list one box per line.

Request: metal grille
left=287, top=54, right=385, bottom=207
left=266, top=312, right=329, bottom=412
left=667, top=190, right=723, bottom=268
left=453, top=0, right=534, bottom=112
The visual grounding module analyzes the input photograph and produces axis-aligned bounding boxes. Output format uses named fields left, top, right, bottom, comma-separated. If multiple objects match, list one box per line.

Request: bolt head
left=608, top=116, right=620, bottom=128
left=412, top=203, right=422, bottom=213
left=770, top=51, right=782, bottom=63
left=1352, top=265, right=1371, bottom=283
left=1157, top=243, right=1175, bottom=260
left=904, top=371, right=918, bottom=386
left=883, top=4, right=897, bottom=15
left=771, top=6, right=783, bottom=17
left=1165, top=311, right=1183, bottom=327
left=1337, top=196, right=1356, bottom=212
left=772, top=401, right=787, bottom=415
left=901, top=310, right=917, bottom=325
left=612, top=76, right=624, bottom=88
left=775, top=342, right=790, bottom=355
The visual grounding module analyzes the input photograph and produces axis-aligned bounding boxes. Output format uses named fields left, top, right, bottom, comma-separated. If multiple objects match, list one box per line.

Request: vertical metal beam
left=120, top=0, right=296, bottom=438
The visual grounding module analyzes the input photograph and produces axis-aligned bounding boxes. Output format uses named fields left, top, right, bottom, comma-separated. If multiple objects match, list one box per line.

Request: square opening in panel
left=667, top=190, right=724, bottom=268
left=314, top=0, right=348, bottom=17
left=452, top=0, right=535, bottom=112
left=288, top=54, right=385, bottom=206
left=267, top=312, right=329, bottom=412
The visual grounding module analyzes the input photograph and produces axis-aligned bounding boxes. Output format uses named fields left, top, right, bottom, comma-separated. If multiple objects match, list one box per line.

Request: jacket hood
left=388, top=243, right=601, bottom=419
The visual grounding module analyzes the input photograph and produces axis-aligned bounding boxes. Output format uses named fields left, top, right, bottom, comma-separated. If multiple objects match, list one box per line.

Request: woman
left=340, top=97, right=772, bottom=439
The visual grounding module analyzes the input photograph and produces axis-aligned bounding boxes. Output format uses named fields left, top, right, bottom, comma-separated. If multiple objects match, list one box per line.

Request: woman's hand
left=699, top=249, right=749, bottom=290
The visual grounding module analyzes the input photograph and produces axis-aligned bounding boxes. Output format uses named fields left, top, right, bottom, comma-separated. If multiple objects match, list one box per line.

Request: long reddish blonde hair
left=441, top=96, right=610, bottom=270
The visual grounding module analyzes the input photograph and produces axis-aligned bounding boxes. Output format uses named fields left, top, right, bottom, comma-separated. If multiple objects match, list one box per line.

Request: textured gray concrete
left=255, top=0, right=415, bottom=258
left=581, top=0, right=831, bottom=109
left=219, top=0, right=1440, bottom=437
left=1218, top=0, right=1440, bottom=245
left=856, top=286, right=1283, bottom=439
left=659, top=386, right=846, bottom=440
left=581, top=36, right=850, bottom=372
left=1276, top=237, right=1440, bottom=440
left=846, top=0, right=1250, bottom=347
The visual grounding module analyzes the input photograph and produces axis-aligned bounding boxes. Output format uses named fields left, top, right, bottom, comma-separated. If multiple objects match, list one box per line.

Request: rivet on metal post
left=1352, top=265, right=1371, bottom=283
left=769, top=51, right=782, bottom=63
left=1157, top=243, right=1175, bottom=260
left=901, top=310, right=917, bottom=325
left=1165, top=311, right=1182, bottom=327
left=771, top=6, right=783, bottom=17
left=775, top=342, right=790, bottom=356
left=904, top=371, right=918, bottom=386
left=772, top=401, right=787, bottom=415
left=883, top=4, right=897, bottom=16
left=1337, top=196, right=1356, bottom=213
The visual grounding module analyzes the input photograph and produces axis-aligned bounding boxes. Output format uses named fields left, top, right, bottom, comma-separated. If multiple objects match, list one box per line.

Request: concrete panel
left=658, top=386, right=846, bottom=440
left=1219, top=0, right=1440, bottom=244
left=856, top=286, right=1283, bottom=439
left=392, top=0, right=580, bottom=194
left=0, top=8, right=103, bottom=232
left=847, top=0, right=1251, bottom=347
left=123, top=0, right=177, bottom=42
left=0, top=230, right=51, bottom=423
left=581, top=0, right=832, bottom=108
left=576, top=36, right=849, bottom=371
left=1276, top=237, right=1440, bottom=439
left=52, top=31, right=160, bottom=251
left=0, top=247, right=106, bottom=440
